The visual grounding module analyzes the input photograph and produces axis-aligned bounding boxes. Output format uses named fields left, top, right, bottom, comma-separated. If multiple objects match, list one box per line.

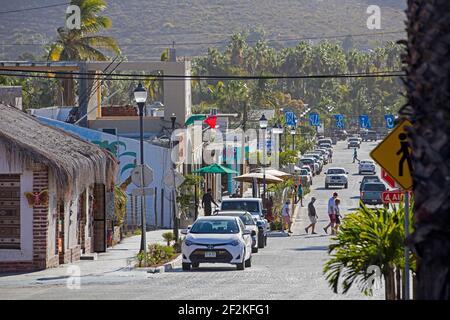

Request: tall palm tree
left=47, top=0, right=121, bottom=105
left=401, top=0, right=450, bottom=300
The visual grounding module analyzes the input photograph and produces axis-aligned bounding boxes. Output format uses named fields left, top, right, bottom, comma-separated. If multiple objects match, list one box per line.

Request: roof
left=0, top=104, right=118, bottom=197
left=197, top=215, right=239, bottom=221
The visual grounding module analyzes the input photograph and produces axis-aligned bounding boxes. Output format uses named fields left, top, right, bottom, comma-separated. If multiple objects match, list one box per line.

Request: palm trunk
left=401, top=0, right=450, bottom=300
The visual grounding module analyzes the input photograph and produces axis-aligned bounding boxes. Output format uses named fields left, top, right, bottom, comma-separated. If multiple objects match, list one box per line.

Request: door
left=93, top=184, right=106, bottom=252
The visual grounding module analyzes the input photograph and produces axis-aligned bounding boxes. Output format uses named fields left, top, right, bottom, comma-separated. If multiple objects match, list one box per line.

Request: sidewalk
left=0, top=229, right=170, bottom=284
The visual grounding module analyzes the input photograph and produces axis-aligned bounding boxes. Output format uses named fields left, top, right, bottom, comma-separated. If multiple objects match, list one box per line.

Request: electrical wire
left=0, top=2, right=69, bottom=15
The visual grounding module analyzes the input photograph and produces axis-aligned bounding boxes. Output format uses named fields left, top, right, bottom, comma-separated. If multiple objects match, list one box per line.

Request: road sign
left=285, top=112, right=296, bottom=126
left=334, top=114, right=344, bottom=129
left=359, top=115, right=370, bottom=129
left=370, top=120, right=413, bottom=190
left=164, top=170, right=185, bottom=189
left=385, top=114, right=395, bottom=129
left=131, top=188, right=155, bottom=197
left=382, top=191, right=405, bottom=204
left=381, top=169, right=396, bottom=189
left=131, top=165, right=153, bottom=188
left=309, top=113, right=320, bottom=126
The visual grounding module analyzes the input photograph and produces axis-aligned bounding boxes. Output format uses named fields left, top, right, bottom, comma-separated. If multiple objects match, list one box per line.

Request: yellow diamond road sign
left=370, top=119, right=413, bottom=190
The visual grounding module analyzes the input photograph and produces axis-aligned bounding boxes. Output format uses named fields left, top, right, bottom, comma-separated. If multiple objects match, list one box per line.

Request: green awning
left=193, top=164, right=239, bottom=174
left=185, top=114, right=206, bottom=126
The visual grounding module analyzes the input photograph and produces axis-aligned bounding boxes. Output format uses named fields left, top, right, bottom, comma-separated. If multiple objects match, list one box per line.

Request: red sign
left=382, top=191, right=407, bottom=204
left=381, top=169, right=396, bottom=189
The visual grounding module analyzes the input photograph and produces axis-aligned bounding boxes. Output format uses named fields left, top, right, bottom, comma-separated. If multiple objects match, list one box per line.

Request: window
left=363, top=184, right=386, bottom=192
left=0, top=174, right=21, bottom=249
left=190, top=219, right=239, bottom=234
left=221, top=201, right=259, bottom=213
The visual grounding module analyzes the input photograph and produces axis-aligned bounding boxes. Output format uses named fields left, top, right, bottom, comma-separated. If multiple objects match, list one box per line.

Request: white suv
left=359, top=160, right=376, bottom=175
left=325, top=167, right=349, bottom=189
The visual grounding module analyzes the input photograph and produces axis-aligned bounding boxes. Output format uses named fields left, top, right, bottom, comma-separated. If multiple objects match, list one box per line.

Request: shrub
left=162, top=231, right=175, bottom=246
left=146, top=243, right=176, bottom=266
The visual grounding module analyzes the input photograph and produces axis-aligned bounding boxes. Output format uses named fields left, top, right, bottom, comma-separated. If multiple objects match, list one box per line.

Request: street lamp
left=290, top=126, right=296, bottom=150
left=259, top=114, right=268, bottom=200
left=134, top=82, right=148, bottom=258
left=170, top=113, right=178, bottom=240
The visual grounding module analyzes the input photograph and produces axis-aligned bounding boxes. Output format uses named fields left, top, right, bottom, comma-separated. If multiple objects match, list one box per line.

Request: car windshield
left=361, top=161, right=373, bottom=165
left=362, top=177, right=380, bottom=183
left=221, top=201, right=259, bottom=213
left=349, top=139, right=358, bottom=142
left=239, top=214, right=255, bottom=225
left=327, top=169, right=346, bottom=174
left=300, top=159, right=314, bottom=164
left=363, top=184, right=386, bottom=191
left=190, top=219, right=239, bottom=234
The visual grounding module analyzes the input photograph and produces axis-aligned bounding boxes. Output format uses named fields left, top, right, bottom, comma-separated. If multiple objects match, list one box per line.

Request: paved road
left=0, top=140, right=384, bottom=300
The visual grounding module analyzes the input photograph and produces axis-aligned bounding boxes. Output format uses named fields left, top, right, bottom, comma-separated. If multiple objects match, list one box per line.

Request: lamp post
left=259, top=114, right=268, bottom=200
left=272, top=124, right=284, bottom=169
left=290, top=126, right=296, bottom=150
left=133, top=83, right=148, bottom=257
left=170, top=113, right=179, bottom=240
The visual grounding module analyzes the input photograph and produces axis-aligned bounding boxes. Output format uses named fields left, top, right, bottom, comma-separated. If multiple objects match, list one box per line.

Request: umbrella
left=185, top=114, right=206, bottom=126
left=233, top=172, right=283, bottom=184
left=193, top=164, right=239, bottom=174
left=256, top=168, right=292, bottom=179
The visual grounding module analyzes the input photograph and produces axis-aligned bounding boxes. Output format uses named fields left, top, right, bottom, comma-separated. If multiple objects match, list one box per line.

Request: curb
left=147, top=254, right=182, bottom=274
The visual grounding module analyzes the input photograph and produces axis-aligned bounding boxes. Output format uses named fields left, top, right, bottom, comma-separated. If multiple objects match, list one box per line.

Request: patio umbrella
left=256, top=168, right=292, bottom=179
left=193, top=164, right=239, bottom=174
left=233, top=172, right=283, bottom=184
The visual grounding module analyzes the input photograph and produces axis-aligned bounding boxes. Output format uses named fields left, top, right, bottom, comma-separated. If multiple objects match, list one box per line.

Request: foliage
left=323, top=203, right=415, bottom=298
left=113, top=185, right=127, bottom=226
left=176, top=174, right=204, bottom=217
left=267, top=177, right=294, bottom=220
left=146, top=243, right=176, bottom=267
left=162, top=231, right=175, bottom=246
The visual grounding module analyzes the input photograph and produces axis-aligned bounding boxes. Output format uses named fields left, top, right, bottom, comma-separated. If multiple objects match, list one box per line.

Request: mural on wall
left=91, top=140, right=138, bottom=178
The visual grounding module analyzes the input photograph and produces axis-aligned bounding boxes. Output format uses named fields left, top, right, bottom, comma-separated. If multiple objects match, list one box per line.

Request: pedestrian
left=353, top=148, right=360, bottom=163
left=281, top=200, right=293, bottom=235
left=297, top=184, right=304, bottom=207
left=201, top=188, right=218, bottom=216
left=328, top=150, right=333, bottom=163
left=333, top=198, right=342, bottom=234
left=324, top=192, right=338, bottom=234
left=305, top=197, right=318, bottom=234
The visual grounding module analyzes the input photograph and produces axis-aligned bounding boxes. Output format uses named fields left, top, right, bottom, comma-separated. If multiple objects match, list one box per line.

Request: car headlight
left=230, top=240, right=240, bottom=246
left=185, top=239, right=193, bottom=246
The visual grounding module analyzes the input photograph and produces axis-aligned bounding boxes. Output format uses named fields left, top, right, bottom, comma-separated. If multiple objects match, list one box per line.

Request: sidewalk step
left=80, top=253, right=98, bottom=261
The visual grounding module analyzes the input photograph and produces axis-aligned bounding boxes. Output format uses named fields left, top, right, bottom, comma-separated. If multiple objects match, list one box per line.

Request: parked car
left=319, top=142, right=332, bottom=151
left=314, top=148, right=330, bottom=161
left=359, top=175, right=381, bottom=192
left=297, top=168, right=312, bottom=187
left=325, top=167, right=349, bottom=189
left=220, top=198, right=269, bottom=248
left=359, top=159, right=376, bottom=175
left=361, top=130, right=378, bottom=142
left=304, top=153, right=323, bottom=171
left=214, top=211, right=259, bottom=253
left=318, top=138, right=333, bottom=145
left=300, top=165, right=314, bottom=183
left=300, top=157, right=320, bottom=175
left=181, top=216, right=253, bottom=271
left=347, top=138, right=360, bottom=149
left=360, top=182, right=387, bottom=205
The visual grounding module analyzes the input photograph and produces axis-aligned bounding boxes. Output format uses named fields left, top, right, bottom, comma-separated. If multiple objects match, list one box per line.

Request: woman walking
left=333, top=198, right=342, bottom=234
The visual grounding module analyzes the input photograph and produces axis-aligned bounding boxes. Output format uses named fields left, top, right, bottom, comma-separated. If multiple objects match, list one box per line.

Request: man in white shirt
left=281, top=200, right=293, bottom=235
left=324, top=192, right=338, bottom=234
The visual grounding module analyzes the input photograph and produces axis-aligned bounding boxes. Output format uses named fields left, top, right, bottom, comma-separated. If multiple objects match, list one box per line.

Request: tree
left=47, top=0, right=121, bottom=105
left=401, top=0, right=450, bottom=300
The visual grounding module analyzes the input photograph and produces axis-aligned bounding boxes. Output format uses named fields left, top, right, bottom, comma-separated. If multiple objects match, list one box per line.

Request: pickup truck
left=219, top=198, right=269, bottom=249
left=360, top=182, right=387, bottom=205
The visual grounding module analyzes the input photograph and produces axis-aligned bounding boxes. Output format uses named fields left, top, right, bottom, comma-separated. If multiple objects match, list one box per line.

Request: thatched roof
left=0, top=104, right=118, bottom=197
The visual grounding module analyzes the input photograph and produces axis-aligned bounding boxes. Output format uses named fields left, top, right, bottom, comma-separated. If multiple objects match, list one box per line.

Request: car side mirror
left=346, top=172, right=349, bottom=174
left=262, top=209, right=267, bottom=216
left=181, top=229, right=188, bottom=235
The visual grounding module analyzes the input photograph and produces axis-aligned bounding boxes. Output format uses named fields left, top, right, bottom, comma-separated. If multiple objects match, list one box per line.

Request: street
left=0, top=140, right=384, bottom=300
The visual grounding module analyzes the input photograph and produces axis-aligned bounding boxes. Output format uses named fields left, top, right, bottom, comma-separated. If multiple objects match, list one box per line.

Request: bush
left=147, top=243, right=176, bottom=266
left=162, top=231, right=175, bottom=246
left=134, top=228, right=142, bottom=236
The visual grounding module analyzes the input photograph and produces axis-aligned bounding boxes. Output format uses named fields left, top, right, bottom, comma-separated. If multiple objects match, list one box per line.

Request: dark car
left=360, top=182, right=387, bottom=205
left=361, top=130, right=377, bottom=142
left=359, top=175, right=381, bottom=192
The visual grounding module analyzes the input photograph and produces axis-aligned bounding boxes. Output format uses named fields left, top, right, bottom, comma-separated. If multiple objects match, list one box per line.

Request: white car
left=181, top=216, right=253, bottom=271
left=300, top=157, right=320, bottom=175
left=325, top=167, right=349, bottom=189
left=359, top=160, right=376, bottom=175
left=215, top=211, right=259, bottom=253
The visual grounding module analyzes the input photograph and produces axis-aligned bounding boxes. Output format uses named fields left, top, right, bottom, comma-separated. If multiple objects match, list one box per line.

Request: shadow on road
left=292, top=245, right=329, bottom=252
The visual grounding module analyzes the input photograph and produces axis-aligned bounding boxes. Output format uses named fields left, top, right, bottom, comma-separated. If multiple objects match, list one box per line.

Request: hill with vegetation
left=0, top=0, right=407, bottom=60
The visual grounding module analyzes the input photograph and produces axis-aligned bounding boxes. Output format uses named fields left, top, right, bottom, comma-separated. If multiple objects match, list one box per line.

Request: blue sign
left=385, top=115, right=395, bottom=129
left=359, top=115, right=370, bottom=129
left=285, top=111, right=296, bottom=126
left=309, top=113, right=321, bottom=126
left=334, top=114, right=345, bottom=129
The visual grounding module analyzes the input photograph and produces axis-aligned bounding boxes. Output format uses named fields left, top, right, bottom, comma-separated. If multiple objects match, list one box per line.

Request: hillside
left=0, top=0, right=407, bottom=60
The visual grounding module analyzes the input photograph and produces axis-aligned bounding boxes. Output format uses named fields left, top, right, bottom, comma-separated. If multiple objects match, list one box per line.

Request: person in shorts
left=324, top=192, right=338, bottom=234
left=305, top=197, right=318, bottom=234
left=281, top=200, right=293, bottom=235
left=333, top=198, right=342, bottom=234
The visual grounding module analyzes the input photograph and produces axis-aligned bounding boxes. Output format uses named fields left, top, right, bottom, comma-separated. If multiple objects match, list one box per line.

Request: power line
left=0, top=2, right=69, bottom=15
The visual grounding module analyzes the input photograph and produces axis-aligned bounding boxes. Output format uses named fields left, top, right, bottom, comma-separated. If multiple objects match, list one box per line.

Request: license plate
left=205, top=251, right=216, bottom=258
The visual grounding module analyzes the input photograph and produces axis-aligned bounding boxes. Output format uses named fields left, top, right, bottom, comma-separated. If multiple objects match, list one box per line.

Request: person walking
left=333, top=198, right=342, bottom=234
left=328, top=150, right=333, bottom=163
left=305, top=197, right=318, bottom=234
left=352, top=148, right=360, bottom=163
left=297, top=184, right=304, bottom=207
left=201, top=188, right=218, bottom=216
left=281, top=200, right=293, bottom=235
left=324, top=192, right=338, bottom=234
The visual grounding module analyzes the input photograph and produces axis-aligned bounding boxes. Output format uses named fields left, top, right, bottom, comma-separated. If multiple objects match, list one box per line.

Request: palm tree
left=401, top=0, right=450, bottom=300
left=47, top=0, right=121, bottom=105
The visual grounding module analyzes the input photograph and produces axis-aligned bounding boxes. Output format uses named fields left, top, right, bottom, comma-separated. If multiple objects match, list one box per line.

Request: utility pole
left=240, top=102, right=248, bottom=197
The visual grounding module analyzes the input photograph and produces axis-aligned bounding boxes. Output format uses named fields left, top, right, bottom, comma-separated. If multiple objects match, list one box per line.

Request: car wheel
left=258, top=232, right=265, bottom=248
left=192, top=262, right=199, bottom=269
left=252, top=246, right=259, bottom=254
left=182, top=263, right=191, bottom=271
left=245, top=257, right=252, bottom=268
left=344, top=183, right=348, bottom=189
left=325, top=183, right=329, bottom=189
left=237, top=251, right=246, bottom=270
